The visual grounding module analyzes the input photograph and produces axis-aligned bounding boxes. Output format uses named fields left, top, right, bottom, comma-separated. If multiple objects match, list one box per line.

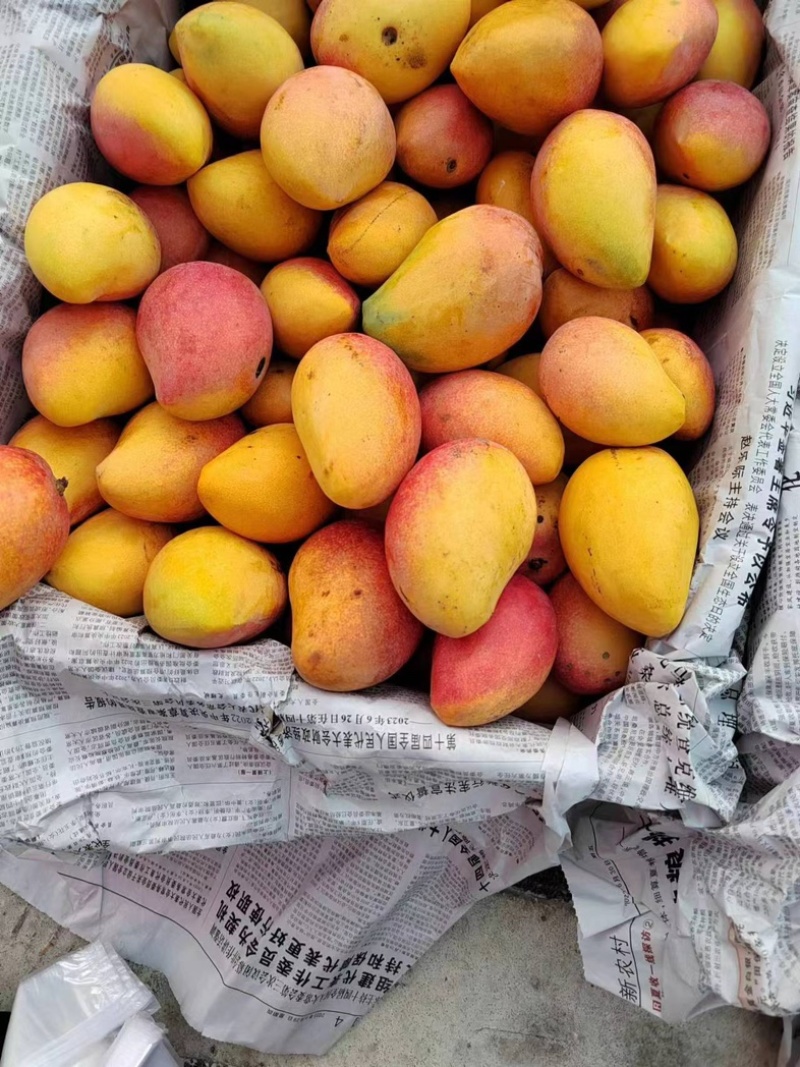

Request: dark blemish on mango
left=407, top=50, right=426, bottom=69
left=537, top=514, right=544, bottom=524
left=602, top=651, right=610, bottom=659
left=445, top=158, right=457, bottom=173
left=255, top=358, right=266, bottom=376
left=353, top=589, right=363, bottom=598
left=321, top=590, right=330, bottom=597
left=382, top=25, right=398, bottom=44
left=339, top=32, right=349, bottom=42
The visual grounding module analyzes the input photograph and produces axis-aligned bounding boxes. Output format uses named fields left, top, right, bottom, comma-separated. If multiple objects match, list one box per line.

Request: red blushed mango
left=539, top=269, right=654, bottom=339
left=419, top=370, right=564, bottom=484
left=550, top=573, right=641, bottom=696
left=653, top=80, right=770, bottom=192
left=129, top=186, right=209, bottom=273
left=395, top=85, right=493, bottom=189
left=289, top=520, right=423, bottom=691
left=241, top=359, right=296, bottom=426
left=0, top=447, right=70, bottom=611
left=204, top=241, right=265, bottom=285
left=23, top=304, right=153, bottom=428
left=91, top=64, right=212, bottom=185
left=430, top=575, right=558, bottom=726
left=641, top=328, right=716, bottom=440
left=260, top=258, right=360, bottom=360
left=136, top=261, right=273, bottom=421
left=518, top=474, right=568, bottom=587
left=513, top=672, right=582, bottom=724
left=697, top=0, right=764, bottom=88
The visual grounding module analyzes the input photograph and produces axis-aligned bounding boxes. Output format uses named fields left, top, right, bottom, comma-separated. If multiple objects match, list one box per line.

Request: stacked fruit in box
left=0, top=0, right=769, bottom=727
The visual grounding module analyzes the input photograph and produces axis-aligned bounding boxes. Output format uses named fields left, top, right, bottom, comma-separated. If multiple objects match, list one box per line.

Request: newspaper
left=2, top=0, right=800, bottom=1056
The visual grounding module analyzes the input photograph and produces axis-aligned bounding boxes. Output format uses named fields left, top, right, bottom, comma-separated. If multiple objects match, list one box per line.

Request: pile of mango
left=1, top=0, right=768, bottom=727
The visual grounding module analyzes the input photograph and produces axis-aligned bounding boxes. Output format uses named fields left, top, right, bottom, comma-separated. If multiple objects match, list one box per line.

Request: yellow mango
left=362, top=204, right=543, bottom=372
left=46, top=510, right=174, bottom=617
left=476, top=150, right=536, bottom=225
left=697, top=0, right=765, bottom=88
left=175, top=1, right=304, bottom=138
left=470, top=0, right=508, bottom=23
left=539, top=269, right=655, bottom=338
left=642, top=328, right=716, bottom=440
left=226, top=0, right=311, bottom=56
left=260, top=258, right=360, bottom=359
left=559, top=447, right=699, bottom=636
left=513, top=672, right=582, bottom=723
left=241, top=359, right=296, bottom=426
left=385, top=439, right=537, bottom=637
left=143, top=527, right=287, bottom=648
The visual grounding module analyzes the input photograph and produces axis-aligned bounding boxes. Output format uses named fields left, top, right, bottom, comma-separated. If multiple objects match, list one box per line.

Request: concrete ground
left=0, top=884, right=781, bottom=1067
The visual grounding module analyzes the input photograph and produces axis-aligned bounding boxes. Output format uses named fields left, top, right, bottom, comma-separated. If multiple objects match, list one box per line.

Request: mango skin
left=261, top=66, right=396, bottom=210
left=144, top=527, right=287, bottom=649
left=452, top=0, right=603, bottom=137
left=204, top=241, right=266, bottom=285
left=96, top=403, right=245, bottom=523
left=697, top=0, right=764, bottom=88
left=470, top=0, right=509, bottom=24
left=292, top=333, right=421, bottom=509
left=558, top=447, right=699, bottom=637
left=260, top=258, right=360, bottom=360
left=327, top=182, right=437, bottom=288
left=289, top=520, right=424, bottom=691
left=531, top=111, right=656, bottom=290
left=187, top=151, right=321, bottom=263
left=476, top=150, right=536, bottom=225
left=419, top=370, right=564, bottom=484
left=174, top=1, right=304, bottom=138
left=198, top=424, right=335, bottom=542
left=46, top=510, right=174, bottom=618
left=641, top=328, right=716, bottom=440
left=0, top=447, right=70, bottom=612
left=311, top=0, right=470, bottom=105
left=539, top=269, right=654, bottom=339
left=24, top=183, right=160, bottom=304
left=395, top=85, right=493, bottom=189
left=9, top=416, right=120, bottom=527
left=540, top=317, right=686, bottom=446
left=431, top=575, right=558, bottom=726
left=518, top=474, right=568, bottom=587
left=363, top=204, right=542, bottom=373
left=648, top=184, right=738, bottom=304
left=241, top=359, right=296, bottom=426
left=90, top=64, right=212, bottom=185
left=129, top=186, right=210, bottom=274
left=513, top=672, right=581, bottom=723
left=226, top=0, right=311, bottom=56
left=385, top=439, right=537, bottom=637
left=22, top=304, right=153, bottom=428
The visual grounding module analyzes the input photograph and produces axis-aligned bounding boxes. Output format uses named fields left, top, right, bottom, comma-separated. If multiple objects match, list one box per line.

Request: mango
left=451, top=0, right=603, bottom=137
left=476, top=150, right=535, bottom=225
left=226, top=0, right=311, bottom=56
left=430, top=575, right=558, bottom=726
left=653, top=80, right=770, bottom=192
left=261, top=258, right=360, bottom=360
left=518, top=474, right=568, bottom=586
left=90, top=64, right=212, bottom=185
left=385, top=439, right=536, bottom=636
left=513, top=672, right=582, bottom=723
left=419, top=370, right=564, bottom=483
left=539, top=269, right=654, bottom=339
left=310, top=0, right=470, bottom=104
left=697, top=0, right=764, bottom=88
left=641, top=328, right=716, bottom=440
left=602, top=0, right=718, bottom=108
left=170, top=68, right=186, bottom=82
left=531, top=110, right=656, bottom=290
left=24, top=183, right=160, bottom=303
left=648, top=184, right=738, bottom=303
left=540, top=317, right=685, bottom=446
left=292, top=333, right=421, bottom=509
left=204, top=241, right=265, bottom=285
left=241, top=359, right=296, bottom=426
left=187, top=151, right=321, bottom=264
left=260, top=66, right=396, bottom=210
left=198, top=425, right=335, bottom=542
left=9, top=416, right=120, bottom=526
left=395, top=85, right=493, bottom=189
left=558, top=447, right=699, bottom=636
left=620, top=102, right=665, bottom=143
left=289, top=520, right=423, bottom=691
left=327, top=182, right=437, bottom=287
left=46, top=510, right=174, bottom=618
left=129, top=186, right=210, bottom=274
left=174, top=1, right=303, bottom=138
left=96, top=403, right=245, bottom=523
left=470, top=0, right=509, bottom=25
left=136, top=261, right=273, bottom=421
left=550, top=573, right=641, bottom=695
left=0, top=447, right=70, bottom=612
left=22, top=304, right=153, bottom=427
left=363, top=205, right=542, bottom=372
left=144, top=527, right=287, bottom=648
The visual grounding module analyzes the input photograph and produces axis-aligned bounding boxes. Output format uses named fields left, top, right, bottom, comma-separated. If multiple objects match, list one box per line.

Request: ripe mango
left=363, top=205, right=542, bottom=372
left=260, top=258, right=360, bottom=360
left=558, top=447, right=699, bottom=636
left=291, top=333, right=421, bottom=509
left=697, top=0, right=764, bottom=88
left=476, top=150, right=535, bottom=226
left=470, top=0, right=509, bottom=25
left=540, top=317, right=685, bottom=446
left=226, top=0, right=311, bottom=56
left=289, top=520, right=423, bottom=691
left=641, top=328, right=716, bottom=440
left=9, top=416, right=120, bottom=526
left=395, top=85, right=493, bottom=189
left=385, top=439, right=537, bottom=637
left=144, top=527, right=287, bottom=648
left=241, top=359, right=296, bottom=426
left=452, top=0, right=603, bottom=137
left=539, top=269, right=654, bottom=338
left=46, top=510, right=174, bottom=618
left=310, top=0, right=470, bottom=104
left=174, top=1, right=304, bottom=138
left=513, top=672, right=581, bottom=723
left=129, top=187, right=209, bottom=274
left=430, top=575, right=558, bottom=726
left=531, top=110, right=656, bottom=290
left=518, top=474, right=568, bottom=586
